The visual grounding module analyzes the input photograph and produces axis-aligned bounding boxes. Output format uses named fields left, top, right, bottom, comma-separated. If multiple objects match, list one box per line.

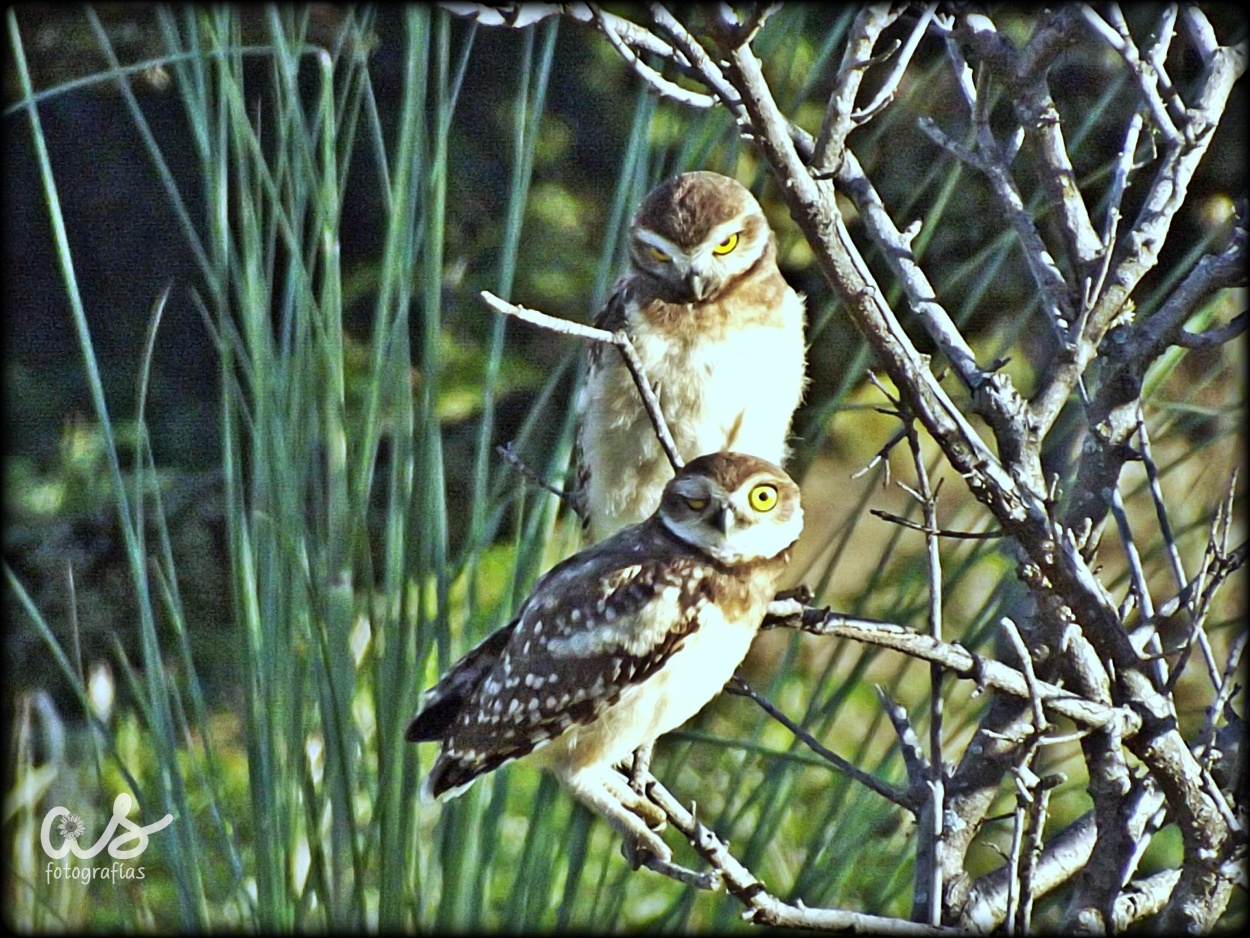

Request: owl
left=406, top=452, right=804, bottom=862
left=575, top=171, right=807, bottom=543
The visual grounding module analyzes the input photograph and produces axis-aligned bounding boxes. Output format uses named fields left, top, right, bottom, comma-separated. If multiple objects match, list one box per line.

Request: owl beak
left=684, top=270, right=709, bottom=301
left=713, top=505, right=735, bottom=534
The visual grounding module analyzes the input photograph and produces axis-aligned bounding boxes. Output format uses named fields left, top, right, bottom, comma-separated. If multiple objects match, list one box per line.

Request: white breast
left=536, top=603, right=760, bottom=774
left=580, top=288, right=806, bottom=541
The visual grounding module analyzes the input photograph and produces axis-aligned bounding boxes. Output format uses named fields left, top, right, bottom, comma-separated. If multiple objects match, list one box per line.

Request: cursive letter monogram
left=41, top=794, right=173, bottom=860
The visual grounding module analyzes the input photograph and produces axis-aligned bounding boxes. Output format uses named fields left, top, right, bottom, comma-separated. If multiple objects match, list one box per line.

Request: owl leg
left=558, top=765, right=672, bottom=863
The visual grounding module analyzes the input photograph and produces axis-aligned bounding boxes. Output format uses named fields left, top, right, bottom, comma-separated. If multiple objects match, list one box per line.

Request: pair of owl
left=407, top=172, right=807, bottom=863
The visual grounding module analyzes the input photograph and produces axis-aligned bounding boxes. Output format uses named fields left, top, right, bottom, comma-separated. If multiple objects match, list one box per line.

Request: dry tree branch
left=1079, top=4, right=1183, bottom=145
left=899, top=412, right=947, bottom=927
left=776, top=612, right=1139, bottom=736
left=590, top=4, right=717, bottom=108
left=1028, top=11, right=1246, bottom=439
left=811, top=5, right=900, bottom=178
left=479, top=290, right=684, bottom=471
left=853, top=4, right=936, bottom=123
left=919, top=36, right=1075, bottom=341
left=868, top=509, right=1002, bottom=540
left=494, top=441, right=575, bottom=506
left=639, top=770, right=966, bottom=935
left=726, top=676, right=912, bottom=809
left=943, top=8, right=1104, bottom=279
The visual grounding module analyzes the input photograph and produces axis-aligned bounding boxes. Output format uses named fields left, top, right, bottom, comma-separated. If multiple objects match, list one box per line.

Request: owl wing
left=422, top=524, right=712, bottom=798
left=405, top=622, right=518, bottom=743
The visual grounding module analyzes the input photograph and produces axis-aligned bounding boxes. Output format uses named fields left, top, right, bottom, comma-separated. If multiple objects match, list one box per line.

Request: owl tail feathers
left=404, top=697, right=459, bottom=743
left=420, top=756, right=479, bottom=804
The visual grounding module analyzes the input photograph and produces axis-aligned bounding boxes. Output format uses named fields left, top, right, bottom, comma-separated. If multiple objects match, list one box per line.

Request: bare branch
left=590, top=4, right=717, bottom=108
left=645, top=4, right=742, bottom=107
left=635, top=849, right=722, bottom=890
left=727, top=676, right=912, bottom=809
left=480, top=290, right=683, bottom=471
left=1135, top=220, right=1247, bottom=358
left=947, top=8, right=1104, bottom=273
left=443, top=2, right=679, bottom=59
left=776, top=612, right=1140, bottom=735
left=1086, top=109, right=1146, bottom=310
left=1175, top=310, right=1248, bottom=348
left=1078, top=4, right=1182, bottom=145
left=1030, top=15, right=1246, bottom=438
left=916, top=115, right=1073, bottom=340
left=495, top=442, right=579, bottom=508
left=641, top=771, right=967, bottom=934
left=1112, top=868, right=1182, bottom=931
left=854, top=5, right=936, bottom=123
left=811, top=5, right=899, bottom=177
left=1001, top=618, right=1047, bottom=729
left=869, top=509, right=1003, bottom=540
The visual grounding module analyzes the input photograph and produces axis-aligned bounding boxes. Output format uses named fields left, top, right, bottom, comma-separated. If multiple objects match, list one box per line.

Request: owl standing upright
left=407, top=452, right=804, bottom=861
left=576, top=171, right=807, bottom=543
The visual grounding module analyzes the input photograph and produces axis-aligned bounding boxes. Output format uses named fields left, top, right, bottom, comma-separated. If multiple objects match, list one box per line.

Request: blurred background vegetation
left=3, top=4, right=1244, bottom=932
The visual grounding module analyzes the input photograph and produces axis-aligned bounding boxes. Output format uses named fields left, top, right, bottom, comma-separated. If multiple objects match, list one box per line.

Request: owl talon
left=621, top=829, right=672, bottom=867
left=628, top=743, right=654, bottom=795
left=627, top=796, right=667, bottom=832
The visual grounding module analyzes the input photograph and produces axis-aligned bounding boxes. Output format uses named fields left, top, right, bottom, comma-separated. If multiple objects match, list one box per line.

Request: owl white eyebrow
left=634, top=229, right=684, bottom=258
left=704, top=214, right=753, bottom=246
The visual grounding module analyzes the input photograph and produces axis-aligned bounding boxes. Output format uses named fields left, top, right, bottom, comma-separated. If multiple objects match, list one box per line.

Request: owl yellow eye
left=685, top=497, right=708, bottom=511
left=649, top=246, right=671, bottom=262
left=712, top=232, right=739, bottom=255
left=748, top=483, right=778, bottom=512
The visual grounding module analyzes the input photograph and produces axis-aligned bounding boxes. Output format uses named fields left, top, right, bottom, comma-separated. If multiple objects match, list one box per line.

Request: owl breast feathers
left=575, top=171, right=807, bottom=543
left=407, top=452, right=804, bottom=862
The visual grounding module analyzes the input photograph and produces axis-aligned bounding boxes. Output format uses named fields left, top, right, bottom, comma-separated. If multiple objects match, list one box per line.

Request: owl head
left=628, top=172, right=775, bottom=304
left=659, top=452, right=803, bottom=565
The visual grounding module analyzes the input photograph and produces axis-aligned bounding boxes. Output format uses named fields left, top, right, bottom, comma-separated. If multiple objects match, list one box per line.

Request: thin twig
left=852, top=4, right=936, bottom=123
left=875, top=686, right=930, bottom=794
left=775, top=611, right=1140, bottom=735
left=852, top=425, right=906, bottom=482
left=636, top=850, right=722, bottom=890
left=1199, top=622, right=1246, bottom=767
left=495, top=442, right=578, bottom=508
left=1000, top=618, right=1047, bottom=729
left=812, top=5, right=899, bottom=177
left=1110, top=485, right=1170, bottom=688
left=480, top=291, right=683, bottom=471
left=645, top=4, right=742, bottom=107
left=728, top=676, right=912, bottom=809
left=870, top=509, right=1003, bottom=539
left=1085, top=109, right=1145, bottom=312
left=1136, top=412, right=1188, bottom=595
left=1175, top=310, right=1249, bottom=348
left=640, top=770, right=966, bottom=933
left=591, top=4, right=717, bottom=108
left=1079, top=4, right=1182, bottom=145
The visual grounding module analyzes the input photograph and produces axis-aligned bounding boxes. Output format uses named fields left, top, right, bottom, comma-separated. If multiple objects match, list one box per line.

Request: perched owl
left=407, top=452, right=803, bottom=862
left=575, top=171, right=807, bottom=543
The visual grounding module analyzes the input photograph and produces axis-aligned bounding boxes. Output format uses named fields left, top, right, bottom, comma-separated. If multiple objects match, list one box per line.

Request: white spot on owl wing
left=545, top=582, right=684, bottom=659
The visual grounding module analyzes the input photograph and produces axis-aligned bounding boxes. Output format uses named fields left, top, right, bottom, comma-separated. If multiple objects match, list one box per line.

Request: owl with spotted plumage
left=406, top=452, right=803, bottom=862
left=575, top=170, right=807, bottom=543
